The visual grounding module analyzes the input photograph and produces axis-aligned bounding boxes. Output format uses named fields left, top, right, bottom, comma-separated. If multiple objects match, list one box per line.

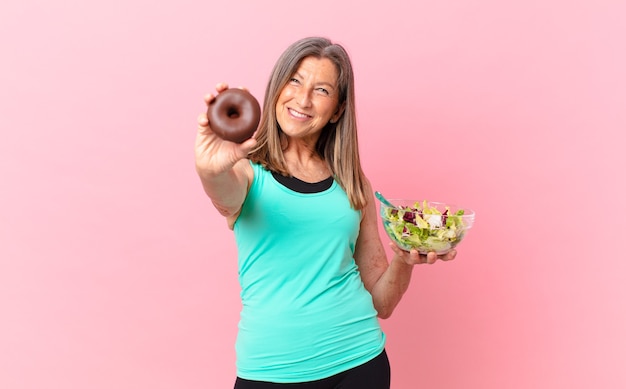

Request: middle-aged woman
left=195, top=37, right=457, bottom=389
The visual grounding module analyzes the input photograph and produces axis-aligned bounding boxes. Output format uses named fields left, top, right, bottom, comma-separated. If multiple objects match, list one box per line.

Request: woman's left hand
left=389, top=242, right=457, bottom=265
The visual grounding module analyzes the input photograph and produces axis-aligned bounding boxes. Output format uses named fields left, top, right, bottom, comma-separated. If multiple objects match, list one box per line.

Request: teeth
left=289, top=108, right=308, bottom=118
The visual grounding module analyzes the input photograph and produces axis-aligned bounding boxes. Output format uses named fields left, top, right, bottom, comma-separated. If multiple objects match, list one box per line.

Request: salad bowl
left=376, top=194, right=475, bottom=255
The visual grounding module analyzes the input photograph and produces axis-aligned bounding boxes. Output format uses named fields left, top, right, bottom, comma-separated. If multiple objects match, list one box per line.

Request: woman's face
left=275, top=56, right=344, bottom=143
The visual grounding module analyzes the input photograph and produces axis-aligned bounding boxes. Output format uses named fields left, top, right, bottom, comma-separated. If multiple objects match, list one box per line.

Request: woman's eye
left=316, top=88, right=329, bottom=95
left=290, top=78, right=300, bottom=84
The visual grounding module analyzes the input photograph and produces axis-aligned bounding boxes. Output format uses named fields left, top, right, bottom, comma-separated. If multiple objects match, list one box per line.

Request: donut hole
left=226, top=107, right=241, bottom=119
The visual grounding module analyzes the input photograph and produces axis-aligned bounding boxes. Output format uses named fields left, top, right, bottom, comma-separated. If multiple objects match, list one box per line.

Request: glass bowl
left=378, top=198, right=475, bottom=255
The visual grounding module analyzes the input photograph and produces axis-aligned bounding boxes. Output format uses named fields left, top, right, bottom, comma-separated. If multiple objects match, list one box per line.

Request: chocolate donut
left=206, top=88, right=261, bottom=143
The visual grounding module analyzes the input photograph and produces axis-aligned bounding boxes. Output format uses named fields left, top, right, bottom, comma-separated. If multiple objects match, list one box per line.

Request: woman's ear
left=330, top=102, right=346, bottom=124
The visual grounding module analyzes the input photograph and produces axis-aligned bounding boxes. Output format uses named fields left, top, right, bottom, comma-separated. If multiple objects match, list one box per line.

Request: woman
left=195, top=37, right=456, bottom=388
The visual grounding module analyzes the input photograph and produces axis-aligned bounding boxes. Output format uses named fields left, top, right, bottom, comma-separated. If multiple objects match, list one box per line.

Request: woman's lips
left=288, top=108, right=310, bottom=119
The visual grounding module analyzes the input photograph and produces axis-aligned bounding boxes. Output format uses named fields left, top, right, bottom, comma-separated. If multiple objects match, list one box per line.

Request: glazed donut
left=206, top=88, right=261, bottom=143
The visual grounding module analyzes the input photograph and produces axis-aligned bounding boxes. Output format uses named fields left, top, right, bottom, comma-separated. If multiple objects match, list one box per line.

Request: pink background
left=2, top=0, right=625, bottom=388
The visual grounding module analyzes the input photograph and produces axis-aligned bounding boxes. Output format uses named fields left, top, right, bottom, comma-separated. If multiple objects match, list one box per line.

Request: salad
left=381, top=200, right=467, bottom=254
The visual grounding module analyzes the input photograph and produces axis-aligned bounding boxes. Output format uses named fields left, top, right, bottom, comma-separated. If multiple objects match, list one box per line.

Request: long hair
left=249, top=37, right=367, bottom=210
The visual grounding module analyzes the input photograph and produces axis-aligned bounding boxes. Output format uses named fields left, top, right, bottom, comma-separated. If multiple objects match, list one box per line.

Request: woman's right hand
left=195, top=82, right=258, bottom=177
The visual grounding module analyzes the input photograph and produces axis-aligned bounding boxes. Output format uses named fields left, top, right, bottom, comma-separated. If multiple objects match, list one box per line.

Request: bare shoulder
left=360, top=175, right=377, bottom=223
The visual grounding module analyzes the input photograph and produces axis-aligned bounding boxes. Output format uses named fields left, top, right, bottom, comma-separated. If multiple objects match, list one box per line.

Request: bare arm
left=354, top=179, right=456, bottom=319
left=195, top=83, right=257, bottom=225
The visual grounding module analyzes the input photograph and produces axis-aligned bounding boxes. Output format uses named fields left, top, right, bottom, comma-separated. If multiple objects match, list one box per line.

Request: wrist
left=392, top=254, right=415, bottom=269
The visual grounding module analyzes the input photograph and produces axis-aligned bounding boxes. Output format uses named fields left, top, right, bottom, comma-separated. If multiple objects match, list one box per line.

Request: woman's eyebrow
left=293, top=71, right=337, bottom=89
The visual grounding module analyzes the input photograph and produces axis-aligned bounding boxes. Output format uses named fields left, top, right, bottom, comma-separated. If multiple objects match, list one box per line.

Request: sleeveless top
left=232, top=161, right=385, bottom=383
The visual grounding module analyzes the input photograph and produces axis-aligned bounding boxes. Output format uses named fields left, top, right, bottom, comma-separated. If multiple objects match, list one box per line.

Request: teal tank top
left=233, top=161, right=385, bottom=383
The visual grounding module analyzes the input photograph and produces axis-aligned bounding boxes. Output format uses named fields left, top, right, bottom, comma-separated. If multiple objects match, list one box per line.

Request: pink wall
left=1, top=0, right=624, bottom=388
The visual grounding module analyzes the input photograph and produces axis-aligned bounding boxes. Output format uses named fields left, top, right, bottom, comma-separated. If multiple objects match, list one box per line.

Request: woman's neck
left=283, top=147, right=330, bottom=183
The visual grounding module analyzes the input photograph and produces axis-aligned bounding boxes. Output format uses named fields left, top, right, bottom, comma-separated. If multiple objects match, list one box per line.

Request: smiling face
left=275, top=56, right=345, bottom=144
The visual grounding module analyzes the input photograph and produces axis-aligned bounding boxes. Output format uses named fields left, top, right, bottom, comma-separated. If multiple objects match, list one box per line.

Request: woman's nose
left=295, top=87, right=312, bottom=107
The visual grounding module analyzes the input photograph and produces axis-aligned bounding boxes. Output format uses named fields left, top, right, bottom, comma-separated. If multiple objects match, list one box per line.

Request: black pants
left=234, top=349, right=390, bottom=389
